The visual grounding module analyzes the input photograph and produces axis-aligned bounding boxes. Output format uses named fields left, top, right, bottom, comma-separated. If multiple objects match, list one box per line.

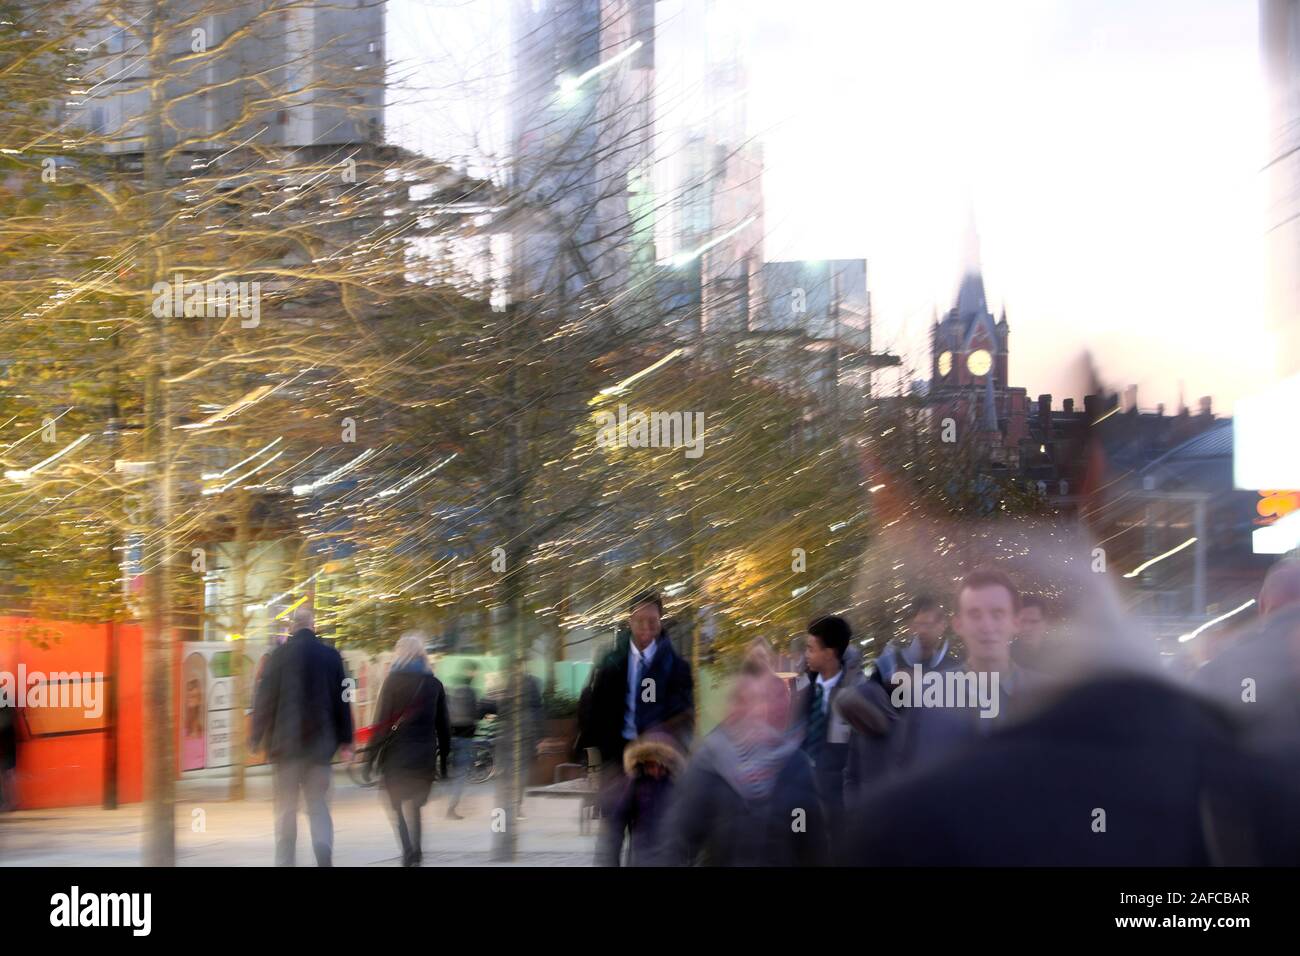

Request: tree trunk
left=103, top=392, right=122, bottom=811
left=489, top=549, right=527, bottom=862
left=491, top=362, right=526, bottom=862
left=141, top=0, right=176, bottom=866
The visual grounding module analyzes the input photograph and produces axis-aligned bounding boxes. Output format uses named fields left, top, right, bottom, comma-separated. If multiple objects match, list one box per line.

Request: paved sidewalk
left=0, top=770, right=598, bottom=866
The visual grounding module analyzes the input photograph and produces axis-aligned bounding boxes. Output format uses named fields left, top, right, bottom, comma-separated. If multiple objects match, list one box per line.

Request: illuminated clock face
left=938, top=351, right=952, bottom=377
left=967, top=348, right=992, bottom=376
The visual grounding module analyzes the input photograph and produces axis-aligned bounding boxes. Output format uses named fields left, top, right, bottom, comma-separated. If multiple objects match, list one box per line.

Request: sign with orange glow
left=1256, top=490, right=1300, bottom=524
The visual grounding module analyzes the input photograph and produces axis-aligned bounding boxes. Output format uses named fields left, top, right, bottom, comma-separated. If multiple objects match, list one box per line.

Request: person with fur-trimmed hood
left=596, top=733, right=682, bottom=866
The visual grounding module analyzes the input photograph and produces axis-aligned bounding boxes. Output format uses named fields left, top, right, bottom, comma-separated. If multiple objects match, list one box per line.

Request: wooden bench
left=523, top=747, right=603, bottom=834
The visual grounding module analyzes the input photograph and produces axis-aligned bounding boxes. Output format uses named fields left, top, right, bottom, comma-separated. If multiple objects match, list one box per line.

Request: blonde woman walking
left=368, top=633, right=451, bottom=866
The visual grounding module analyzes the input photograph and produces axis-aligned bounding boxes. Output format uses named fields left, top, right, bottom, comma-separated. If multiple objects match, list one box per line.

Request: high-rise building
left=509, top=0, right=891, bottom=409
left=510, top=0, right=657, bottom=306
left=750, top=259, right=879, bottom=408
left=657, top=0, right=764, bottom=335
left=1236, top=2, right=1300, bottom=496
left=1262, top=0, right=1300, bottom=380
left=69, top=0, right=385, bottom=153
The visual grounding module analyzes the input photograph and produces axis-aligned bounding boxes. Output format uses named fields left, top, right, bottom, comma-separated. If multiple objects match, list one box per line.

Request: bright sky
left=391, top=0, right=1273, bottom=413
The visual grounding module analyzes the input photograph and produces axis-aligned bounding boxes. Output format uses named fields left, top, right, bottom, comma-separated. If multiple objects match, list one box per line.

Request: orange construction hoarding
left=0, top=617, right=143, bottom=810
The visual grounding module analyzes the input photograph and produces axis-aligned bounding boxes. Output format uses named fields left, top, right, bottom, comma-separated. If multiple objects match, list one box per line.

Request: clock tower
left=929, top=257, right=1027, bottom=460
left=932, top=272, right=1008, bottom=391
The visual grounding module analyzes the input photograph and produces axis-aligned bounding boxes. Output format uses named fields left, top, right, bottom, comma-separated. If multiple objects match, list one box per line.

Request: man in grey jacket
left=838, top=595, right=963, bottom=805
left=839, top=572, right=1039, bottom=807
left=872, top=594, right=961, bottom=685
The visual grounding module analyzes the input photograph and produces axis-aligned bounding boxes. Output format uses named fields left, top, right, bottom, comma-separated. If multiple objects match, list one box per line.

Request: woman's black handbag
left=370, top=676, right=428, bottom=774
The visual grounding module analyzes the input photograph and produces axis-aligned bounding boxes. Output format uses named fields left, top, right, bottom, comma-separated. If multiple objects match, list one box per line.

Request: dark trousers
left=811, top=746, right=849, bottom=863
left=385, top=773, right=432, bottom=865
left=446, top=735, right=472, bottom=812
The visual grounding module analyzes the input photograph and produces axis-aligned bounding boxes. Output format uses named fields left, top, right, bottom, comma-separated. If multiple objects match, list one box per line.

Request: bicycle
left=351, top=722, right=490, bottom=787
left=465, top=721, right=496, bottom=784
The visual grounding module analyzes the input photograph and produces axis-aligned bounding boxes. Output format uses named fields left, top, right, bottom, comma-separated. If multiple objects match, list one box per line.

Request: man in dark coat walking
left=578, top=592, right=694, bottom=857
left=251, top=607, right=354, bottom=866
left=445, top=662, right=485, bottom=819
left=846, top=673, right=1300, bottom=866
left=1194, top=560, right=1300, bottom=751
left=481, top=668, right=545, bottom=818
left=577, top=591, right=694, bottom=773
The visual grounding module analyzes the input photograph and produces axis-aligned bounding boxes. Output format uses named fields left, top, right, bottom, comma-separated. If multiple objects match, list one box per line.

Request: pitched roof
left=1149, top=420, right=1233, bottom=466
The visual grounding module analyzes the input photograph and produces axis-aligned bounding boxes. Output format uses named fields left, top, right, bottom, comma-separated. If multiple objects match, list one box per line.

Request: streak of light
left=558, top=41, right=643, bottom=96
left=4, top=409, right=73, bottom=453
left=201, top=437, right=284, bottom=480
left=292, top=448, right=379, bottom=496
left=248, top=569, right=326, bottom=612
left=4, top=434, right=94, bottom=482
left=1178, top=599, right=1256, bottom=643
left=366, top=452, right=457, bottom=501
left=670, top=216, right=757, bottom=267
left=274, top=595, right=309, bottom=620
left=1092, top=405, right=1121, bottom=426
left=1122, top=536, right=1197, bottom=578
left=593, top=349, right=683, bottom=401
left=177, top=384, right=278, bottom=430
left=202, top=451, right=285, bottom=495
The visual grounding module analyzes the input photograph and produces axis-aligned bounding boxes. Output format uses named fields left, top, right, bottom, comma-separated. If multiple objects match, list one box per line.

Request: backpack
left=448, top=683, right=478, bottom=729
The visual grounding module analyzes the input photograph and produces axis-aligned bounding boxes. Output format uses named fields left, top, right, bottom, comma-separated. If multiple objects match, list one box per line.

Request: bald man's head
left=289, top=604, right=315, bottom=634
left=1260, top=561, right=1300, bottom=617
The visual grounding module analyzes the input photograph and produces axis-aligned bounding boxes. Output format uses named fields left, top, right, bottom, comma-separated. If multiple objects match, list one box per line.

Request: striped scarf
left=717, top=726, right=799, bottom=803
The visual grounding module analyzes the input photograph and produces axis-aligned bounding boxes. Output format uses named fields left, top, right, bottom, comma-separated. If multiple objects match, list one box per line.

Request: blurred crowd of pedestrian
left=584, top=560, right=1300, bottom=866
left=245, top=548, right=1300, bottom=867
